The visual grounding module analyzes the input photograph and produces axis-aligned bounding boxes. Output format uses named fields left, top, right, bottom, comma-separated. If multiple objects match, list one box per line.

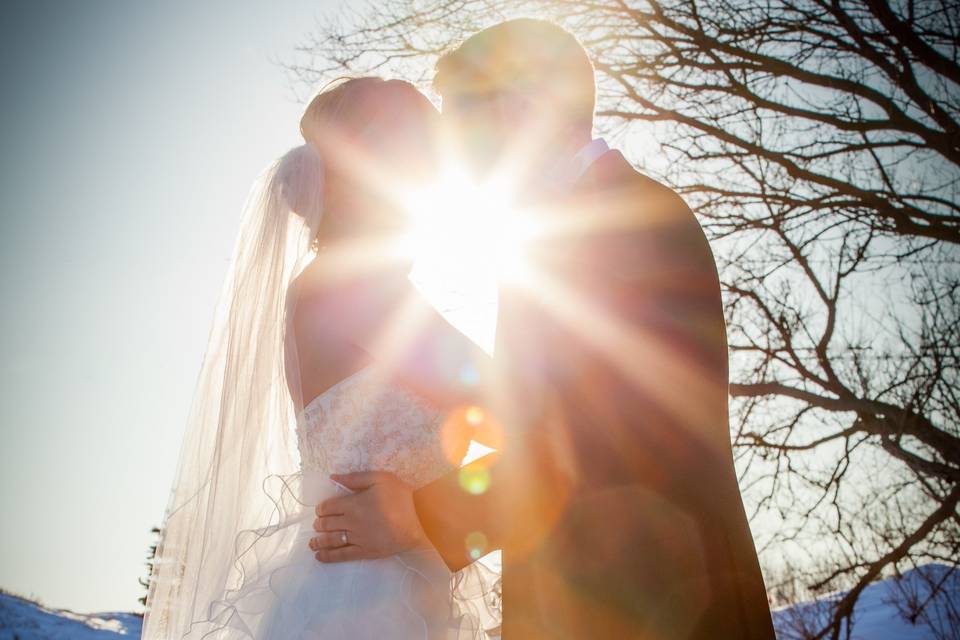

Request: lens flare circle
left=458, top=466, right=491, bottom=495
left=465, top=406, right=485, bottom=426
left=465, top=530, right=489, bottom=560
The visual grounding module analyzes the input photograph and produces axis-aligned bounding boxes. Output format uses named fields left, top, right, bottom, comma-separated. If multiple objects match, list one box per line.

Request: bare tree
left=290, top=1, right=960, bottom=637
left=138, top=526, right=161, bottom=611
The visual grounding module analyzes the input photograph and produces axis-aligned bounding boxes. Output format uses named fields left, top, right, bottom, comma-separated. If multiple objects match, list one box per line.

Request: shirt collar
left=571, top=138, right=610, bottom=181
left=522, top=137, right=612, bottom=202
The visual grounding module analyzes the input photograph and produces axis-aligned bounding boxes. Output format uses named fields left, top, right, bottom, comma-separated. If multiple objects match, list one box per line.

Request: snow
left=0, top=564, right=954, bottom=638
left=0, top=591, right=141, bottom=639
left=772, top=564, right=958, bottom=640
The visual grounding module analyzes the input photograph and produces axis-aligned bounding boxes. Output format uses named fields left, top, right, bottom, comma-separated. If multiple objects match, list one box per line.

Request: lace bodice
left=296, top=368, right=461, bottom=489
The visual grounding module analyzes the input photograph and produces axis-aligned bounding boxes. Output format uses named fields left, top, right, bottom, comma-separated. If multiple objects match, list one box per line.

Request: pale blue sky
left=0, top=0, right=344, bottom=613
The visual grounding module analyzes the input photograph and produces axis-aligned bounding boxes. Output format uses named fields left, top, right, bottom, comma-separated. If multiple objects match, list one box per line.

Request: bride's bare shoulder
left=289, top=258, right=337, bottom=320
left=289, top=256, right=406, bottom=343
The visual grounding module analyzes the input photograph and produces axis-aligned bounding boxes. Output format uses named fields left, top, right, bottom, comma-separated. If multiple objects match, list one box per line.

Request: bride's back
left=289, top=264, right=373, bottom=406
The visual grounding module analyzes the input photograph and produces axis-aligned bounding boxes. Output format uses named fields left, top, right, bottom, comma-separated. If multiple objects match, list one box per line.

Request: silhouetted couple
left=145, top=19, right=775, bottom=640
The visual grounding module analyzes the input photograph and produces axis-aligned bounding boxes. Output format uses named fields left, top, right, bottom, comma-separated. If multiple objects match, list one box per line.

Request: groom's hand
left=310, top=471, right=428, bottom=563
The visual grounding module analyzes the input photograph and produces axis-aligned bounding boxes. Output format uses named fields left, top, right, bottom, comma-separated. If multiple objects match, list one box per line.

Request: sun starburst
left=398, top=165, right=540, bottom=352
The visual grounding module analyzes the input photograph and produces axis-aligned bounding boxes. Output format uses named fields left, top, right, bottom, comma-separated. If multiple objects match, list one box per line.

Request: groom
left=312, top=20, right=775, bottom=639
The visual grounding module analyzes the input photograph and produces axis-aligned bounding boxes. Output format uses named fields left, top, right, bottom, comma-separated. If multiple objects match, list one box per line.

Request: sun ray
left=505, top=262, right=727, bottom=444
left=307, top=234, right=412, bottom=279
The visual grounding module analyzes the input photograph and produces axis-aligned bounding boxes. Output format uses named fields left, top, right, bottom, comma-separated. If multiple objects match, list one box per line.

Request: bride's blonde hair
left=304, top=78, right=392, bottom=242
left=297, top=77, right=432, bottom=250
left=299, top=77, right=387, bottom=150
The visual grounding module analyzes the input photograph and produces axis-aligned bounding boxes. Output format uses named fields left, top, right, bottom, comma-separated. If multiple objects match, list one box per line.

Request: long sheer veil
left=142, top=144, right=323, bottom=639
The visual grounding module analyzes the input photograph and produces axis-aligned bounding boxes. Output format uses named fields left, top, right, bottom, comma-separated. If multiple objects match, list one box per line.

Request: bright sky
left=0, top=0, right=346, bottom=613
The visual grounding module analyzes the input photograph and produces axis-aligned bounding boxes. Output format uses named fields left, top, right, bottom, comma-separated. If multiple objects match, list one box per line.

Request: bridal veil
left=142, top=144, right=323, bottom=638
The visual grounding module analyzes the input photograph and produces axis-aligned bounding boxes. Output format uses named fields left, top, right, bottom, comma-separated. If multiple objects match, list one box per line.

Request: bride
left=142, top=77, right=499, bottom=639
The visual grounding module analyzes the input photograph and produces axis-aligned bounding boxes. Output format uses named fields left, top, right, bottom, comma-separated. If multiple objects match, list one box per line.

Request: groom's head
left=434, top=19, right=595, bottom=175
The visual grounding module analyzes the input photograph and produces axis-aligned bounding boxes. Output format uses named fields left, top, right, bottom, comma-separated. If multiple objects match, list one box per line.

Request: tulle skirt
left=198, top=471, right=468, bottom=639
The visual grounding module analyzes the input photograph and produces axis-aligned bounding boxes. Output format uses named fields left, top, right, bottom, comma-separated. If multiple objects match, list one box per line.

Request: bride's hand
left=310, top=471, right=430, bottom=562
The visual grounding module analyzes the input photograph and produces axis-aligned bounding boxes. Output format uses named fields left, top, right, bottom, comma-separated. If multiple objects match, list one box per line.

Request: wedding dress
left=213, top=366, right=474, bottom=639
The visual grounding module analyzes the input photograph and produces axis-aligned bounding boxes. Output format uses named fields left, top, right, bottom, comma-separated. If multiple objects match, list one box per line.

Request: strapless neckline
left=299, top=366, right=373, bottom=417
left=294, top=364, right=460, bottom=490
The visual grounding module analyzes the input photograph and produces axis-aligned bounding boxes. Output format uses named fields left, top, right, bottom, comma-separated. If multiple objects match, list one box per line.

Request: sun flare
left=401, top=167, right=536, bottom=282
left=399, top=167, right=539, bottom=353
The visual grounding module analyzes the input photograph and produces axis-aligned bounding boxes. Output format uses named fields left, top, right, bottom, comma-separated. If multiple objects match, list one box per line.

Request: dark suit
left=414, top=150, right=775, bottom=639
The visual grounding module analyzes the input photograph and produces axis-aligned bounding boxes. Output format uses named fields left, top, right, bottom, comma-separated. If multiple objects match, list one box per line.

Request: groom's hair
left=433, top=19, right=596, bottom=134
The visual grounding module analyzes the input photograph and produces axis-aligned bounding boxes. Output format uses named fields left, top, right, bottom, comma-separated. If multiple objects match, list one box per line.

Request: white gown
left=216, top=367, right=475, bottom=639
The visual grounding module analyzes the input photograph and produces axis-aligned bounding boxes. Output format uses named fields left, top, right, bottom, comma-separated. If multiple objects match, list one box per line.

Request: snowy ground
left=0, top=590, right=141, bottom=638
left=771, top=564, right=958, bottom=640
left=0, top=564, right=954, bottom=639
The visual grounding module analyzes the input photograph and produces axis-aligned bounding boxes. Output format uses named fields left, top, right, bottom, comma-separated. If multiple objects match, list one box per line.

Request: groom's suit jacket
left=414, top=150, right=775, bottom=639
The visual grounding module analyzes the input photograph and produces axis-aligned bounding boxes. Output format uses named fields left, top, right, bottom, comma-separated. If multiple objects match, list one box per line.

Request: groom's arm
left=412, top=453, right=504, bottom=572
left=413, top=437, right=567, bottom=572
